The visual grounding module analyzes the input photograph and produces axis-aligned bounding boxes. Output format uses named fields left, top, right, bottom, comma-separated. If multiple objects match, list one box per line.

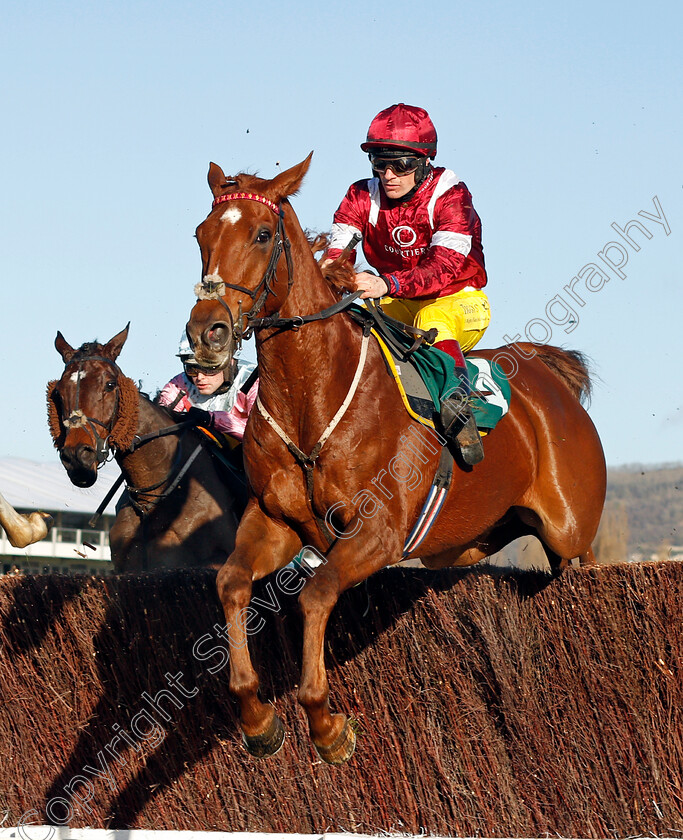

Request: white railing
left=0, top=525, right=111, bottom=562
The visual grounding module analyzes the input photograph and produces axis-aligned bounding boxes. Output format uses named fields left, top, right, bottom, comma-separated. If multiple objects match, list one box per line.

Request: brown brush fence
left=1, top=562, right=682, bottom=837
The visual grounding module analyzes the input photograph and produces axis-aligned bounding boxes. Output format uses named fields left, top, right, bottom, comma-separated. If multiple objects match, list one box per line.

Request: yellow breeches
left=379, top=288, right=491, bottom=352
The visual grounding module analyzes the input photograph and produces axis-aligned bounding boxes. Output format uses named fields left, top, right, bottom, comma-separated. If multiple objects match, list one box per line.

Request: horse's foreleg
left=297, top=532, right=394, bottom=765
left=217, top=559, right=284, bottom=755
left=216, top=507, right=300, bottom=757
left=0, top=493, right=52, bottom=549
left=109, top=504, right=146, bottom=572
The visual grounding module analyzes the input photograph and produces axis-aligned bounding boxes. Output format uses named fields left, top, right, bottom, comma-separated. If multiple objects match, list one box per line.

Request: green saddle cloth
left=351, top=304, right=511, bottom=431
left=463, top=355, right=511, bottom=430
left=401, top=344, right=510, bottom=431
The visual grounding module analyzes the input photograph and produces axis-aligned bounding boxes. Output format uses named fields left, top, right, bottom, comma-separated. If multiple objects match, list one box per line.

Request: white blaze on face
left=221, top=207, right=242, bottom=225
left=69, top=370, right=87, bottom=383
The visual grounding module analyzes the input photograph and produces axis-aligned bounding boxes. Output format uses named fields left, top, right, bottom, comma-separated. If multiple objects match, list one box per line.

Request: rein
left=124, top=432, right=204, bottom=518
left=238, top=230, right=363, bottom=332
left=87, top=419, right=204, bottom=526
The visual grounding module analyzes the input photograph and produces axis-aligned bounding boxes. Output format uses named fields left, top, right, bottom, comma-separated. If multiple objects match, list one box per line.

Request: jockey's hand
left=355, top=271, right=389, bottom=299
left=186, top=407, right=214, bottom=429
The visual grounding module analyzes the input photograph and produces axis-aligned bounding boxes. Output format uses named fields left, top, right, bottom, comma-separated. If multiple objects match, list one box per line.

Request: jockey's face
left=378, top=165, right=417, bottom=200
left=186, top=367, right=225, bottom=395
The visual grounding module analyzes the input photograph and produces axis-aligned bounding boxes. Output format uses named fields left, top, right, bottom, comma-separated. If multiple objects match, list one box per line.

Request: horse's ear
left=103, top=323, right=130, bottom=361
left=55, top=331, right=75, bottom=364
left=267, top=152, right=314, bottom=203
left=208, top=162, right=235, bottom=198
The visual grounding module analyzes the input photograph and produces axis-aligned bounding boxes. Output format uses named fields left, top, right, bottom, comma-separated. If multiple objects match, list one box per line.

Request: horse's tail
left=516, top=343, right=594, bottom=405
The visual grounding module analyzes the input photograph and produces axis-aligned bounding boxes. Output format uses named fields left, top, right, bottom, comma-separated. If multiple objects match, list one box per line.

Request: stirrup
left=455, top=413, right=484, bottom=466
left=440, top=396, right=484, bottom=466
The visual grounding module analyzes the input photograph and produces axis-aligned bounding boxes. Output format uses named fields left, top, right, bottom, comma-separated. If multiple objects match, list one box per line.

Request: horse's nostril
left=59, top=445, right=98, bottom=487
left=206, top=323, right=229, bottom=350
left=71, top=444, right=96, bottom=469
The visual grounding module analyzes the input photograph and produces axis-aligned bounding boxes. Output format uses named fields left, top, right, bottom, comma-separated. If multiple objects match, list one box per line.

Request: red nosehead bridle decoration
left=211, top=192, right=281, bottom=214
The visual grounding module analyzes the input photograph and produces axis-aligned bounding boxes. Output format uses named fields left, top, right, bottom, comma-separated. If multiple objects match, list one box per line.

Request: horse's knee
left=298, top=572, right=340, bottom=616
left=216, top=564, right=256, bottom=632
left=216, top=559, right=251, bottom=600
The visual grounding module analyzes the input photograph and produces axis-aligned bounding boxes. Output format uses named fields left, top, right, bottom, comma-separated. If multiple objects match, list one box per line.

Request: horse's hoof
left=241, top=712, right=285, bottom=758
left=314, top=717, right=356, bottom=765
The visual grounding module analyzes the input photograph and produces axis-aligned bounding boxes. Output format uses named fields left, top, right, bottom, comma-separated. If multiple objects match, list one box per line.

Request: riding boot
left=434, top=340, right=485, bottom=466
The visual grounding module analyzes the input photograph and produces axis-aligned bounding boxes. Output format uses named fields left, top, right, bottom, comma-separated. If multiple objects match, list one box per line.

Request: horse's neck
left=258, top=234, right=359, bottom=394
left=115, top=395, right=179, bottom=485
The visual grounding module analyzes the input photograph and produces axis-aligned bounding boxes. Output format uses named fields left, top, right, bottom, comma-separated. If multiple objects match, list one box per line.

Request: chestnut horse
left=186, top=155, right=606, bottom=764
left=48, top=326, right=241, bottom=572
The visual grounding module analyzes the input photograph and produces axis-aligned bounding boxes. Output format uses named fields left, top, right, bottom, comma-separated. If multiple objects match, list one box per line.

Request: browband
left=212, top=192, right=280, bottom=215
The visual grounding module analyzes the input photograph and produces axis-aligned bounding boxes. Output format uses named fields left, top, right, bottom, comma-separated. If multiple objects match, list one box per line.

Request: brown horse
left=186, top=155, right=606, bottom=764
left=48, top=326, right=242, bottom=572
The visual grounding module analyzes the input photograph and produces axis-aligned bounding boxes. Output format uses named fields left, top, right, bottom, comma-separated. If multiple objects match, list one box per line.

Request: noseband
left=195, top=192, right=294, bottom=348
left=59, top=355, right=122, bottom=467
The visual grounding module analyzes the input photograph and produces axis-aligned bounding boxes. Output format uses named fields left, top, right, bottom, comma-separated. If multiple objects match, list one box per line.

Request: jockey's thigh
left=381, top=288, right=491, bottom=353
left=378, top=297, right=421, bottom=326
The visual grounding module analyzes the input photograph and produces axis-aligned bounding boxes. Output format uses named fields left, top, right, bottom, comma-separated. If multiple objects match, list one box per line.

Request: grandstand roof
left=0, top=457, right=122, bottom=515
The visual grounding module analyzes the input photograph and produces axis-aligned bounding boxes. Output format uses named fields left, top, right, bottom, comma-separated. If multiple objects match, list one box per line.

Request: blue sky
left=1, top=0, right=681, bottom=468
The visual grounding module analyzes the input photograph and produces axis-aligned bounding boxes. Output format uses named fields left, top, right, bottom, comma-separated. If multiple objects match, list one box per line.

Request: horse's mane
left=525, top=344, right=594, bottom=405
left=69, top=341, right=105, bottom=363
left=307, top=231, right=356, bottom=294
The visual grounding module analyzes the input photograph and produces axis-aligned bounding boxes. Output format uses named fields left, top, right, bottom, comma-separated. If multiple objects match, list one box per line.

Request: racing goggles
left=184, top=363, right=222, bottom=378
left=369, top=154, right=421, bottom=175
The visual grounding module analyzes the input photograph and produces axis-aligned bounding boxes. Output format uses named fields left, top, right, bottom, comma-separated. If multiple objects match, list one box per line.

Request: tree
left=594, top=504, right=630, bottom=564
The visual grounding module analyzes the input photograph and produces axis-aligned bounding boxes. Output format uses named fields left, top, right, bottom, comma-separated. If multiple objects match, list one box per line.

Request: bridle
left=59, top=354, right=122, bottom=467
left=196, top=192, right=294, bottom=349
left=196, top=193, right=367, bottom=357
left=57, top=353, right=209, bottom=525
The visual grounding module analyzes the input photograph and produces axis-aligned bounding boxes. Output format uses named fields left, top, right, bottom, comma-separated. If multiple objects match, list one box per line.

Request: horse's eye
left=105, top=380, right=117, bottom=392
left=255, top=228, right=271, bottom=244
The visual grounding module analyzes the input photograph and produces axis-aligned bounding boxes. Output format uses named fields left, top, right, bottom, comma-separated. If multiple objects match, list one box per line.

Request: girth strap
left=403, top=446, right=453, bottom=557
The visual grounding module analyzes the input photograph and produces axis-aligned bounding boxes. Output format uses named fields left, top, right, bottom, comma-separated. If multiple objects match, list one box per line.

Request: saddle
left=347, top=302, right=511, bottom=435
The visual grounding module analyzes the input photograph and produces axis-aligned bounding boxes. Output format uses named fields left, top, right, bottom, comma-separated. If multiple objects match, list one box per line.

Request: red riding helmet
left=360, top=103, right=437, bottom=158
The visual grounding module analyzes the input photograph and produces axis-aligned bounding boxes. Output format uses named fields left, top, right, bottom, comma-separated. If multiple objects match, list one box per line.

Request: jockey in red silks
left=326, top=103, right=490, bottom=465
